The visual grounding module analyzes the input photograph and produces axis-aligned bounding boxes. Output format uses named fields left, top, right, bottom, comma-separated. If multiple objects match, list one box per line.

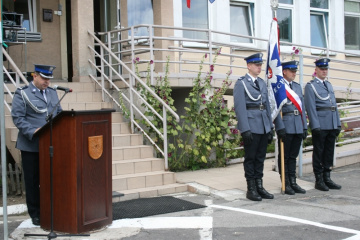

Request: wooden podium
left=38, top=109, right=114, bottom=234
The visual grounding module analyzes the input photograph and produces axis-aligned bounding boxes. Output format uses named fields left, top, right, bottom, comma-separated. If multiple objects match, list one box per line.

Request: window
left=2, top=0, right=37, bottom=32
left=310, top=0, right=329, bottom=9
left=182, top=0, right=208, bottom=39
left=230, top=2, right=254, bottom=43
left=310, top=0, right=329, bottom=48
left=127, top=0, right=153, bottom=36
left=345, top=0, right=360, bottom=50
left=278, top=1, right=293, bottom=43
left=279, top=0, right=293, bottom=3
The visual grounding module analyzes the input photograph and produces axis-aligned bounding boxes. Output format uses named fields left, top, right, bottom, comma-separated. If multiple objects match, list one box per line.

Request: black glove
left=302, top=130, right=308, bottom=140
left=276, top=129, right=286, bottom=141
left=267, top=130, right=274, bottom=144
left=312, top=128, right=321, bottom=137
left=241, top=131, right=253, bottom=146
left=335, top=127, right=341, bottom=137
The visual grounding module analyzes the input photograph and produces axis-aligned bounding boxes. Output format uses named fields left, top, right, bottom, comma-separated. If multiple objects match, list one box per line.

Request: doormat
left=113, top=196, right=206, bottom=220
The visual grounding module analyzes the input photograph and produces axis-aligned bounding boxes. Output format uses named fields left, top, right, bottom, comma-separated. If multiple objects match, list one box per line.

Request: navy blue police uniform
left=274, top=61, right=307, bottom=194
left=234, top=53, right=282, bottom=201
left=11, top=65, right=62, bottom=225
left=304, top=58, right=342, bottom=191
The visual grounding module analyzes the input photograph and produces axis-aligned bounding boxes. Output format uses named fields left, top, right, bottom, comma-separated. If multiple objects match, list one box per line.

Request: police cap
left=244, top=53, right=263, bottom=64
left=314, top=58, right=330, bottom=69
left=34, top=64, right=56, bottom=79
left=282, top=60, right=299, bottom=71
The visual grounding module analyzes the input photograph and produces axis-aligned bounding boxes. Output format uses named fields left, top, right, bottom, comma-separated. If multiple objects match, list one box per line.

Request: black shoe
left=323, top=172, right=342, bottom=189
left=246, top=179, right=262, bottom=201
left=283, top=176, right=295, bottom=195
left=32, top=217, right=40, bottom=226
left=255, top=179, right=274, bottom=199
left=289, top=176, right=306, bottom=194
left=315, top=173, right=329, bottom=191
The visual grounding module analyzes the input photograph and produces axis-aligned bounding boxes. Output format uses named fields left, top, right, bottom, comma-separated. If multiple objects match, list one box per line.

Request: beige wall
left=5, top=0, right=62, bottom=79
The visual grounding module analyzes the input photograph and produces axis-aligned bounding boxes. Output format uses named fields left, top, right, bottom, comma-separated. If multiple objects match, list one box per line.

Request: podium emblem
left=88, top=135, right=103, bottom=160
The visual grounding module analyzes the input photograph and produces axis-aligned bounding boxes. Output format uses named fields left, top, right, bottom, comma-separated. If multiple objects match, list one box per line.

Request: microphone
left=53, top=85, right=72, bottom=93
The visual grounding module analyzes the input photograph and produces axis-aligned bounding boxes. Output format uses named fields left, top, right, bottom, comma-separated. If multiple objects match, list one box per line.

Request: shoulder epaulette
left=293, top=81, right=300, bottom=86
left=18, top=85, right=28, bottom=90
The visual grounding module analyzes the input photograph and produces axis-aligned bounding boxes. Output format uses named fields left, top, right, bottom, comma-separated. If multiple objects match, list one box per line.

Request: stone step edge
left=112, top=158, right=163, bottom=164
left=112, top=183, right=189, bottom=202
left=112, top=170, right=173, bottom=180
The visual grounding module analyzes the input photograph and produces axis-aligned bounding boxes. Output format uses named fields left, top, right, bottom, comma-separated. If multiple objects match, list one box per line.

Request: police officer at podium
left=275, top=61, right=307, bottom=195
left=304, top=58, right=342, bottom=191
left=11, top=64, right=62, bottom=226
left=234, top=53, right=283, bottom=201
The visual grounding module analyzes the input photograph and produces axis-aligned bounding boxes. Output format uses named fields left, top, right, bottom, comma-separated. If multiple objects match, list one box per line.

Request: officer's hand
left=241, top=131, right=253, bottom=146
left=312, top=128, right=321, bottom=137
left=267, top=130, right=274, bottom=144
left=302, top=130, right=308, bottom=140
left=276, top=129, right=286, bottom=141
left=336, top=127, right=342, bottom=137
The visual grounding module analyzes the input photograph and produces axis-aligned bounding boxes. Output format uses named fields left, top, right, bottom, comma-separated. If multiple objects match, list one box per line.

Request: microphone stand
left=25, top=90, right=90, bottom=239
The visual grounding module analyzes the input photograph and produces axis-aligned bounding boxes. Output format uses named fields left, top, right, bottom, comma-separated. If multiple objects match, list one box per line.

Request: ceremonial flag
left=265, top=18, right=287, bottom=121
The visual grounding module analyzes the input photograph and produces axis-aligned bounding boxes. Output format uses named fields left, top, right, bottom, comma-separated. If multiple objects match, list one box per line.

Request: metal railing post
left=100, top=46, right=105, bottom=101
left=149, top=26, right=154, bottom=85
left=163, top=105, right=168, bottom=170
left=208, top=29, right=213, bottom=65
left=179, top=41, right=183, bottom=73
left=130, top=26, right=135, bottom=133
left=107, top=31, right=113, bottom=87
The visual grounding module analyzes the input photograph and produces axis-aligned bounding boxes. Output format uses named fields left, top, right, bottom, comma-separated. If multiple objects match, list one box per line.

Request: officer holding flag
left=274, top=61, right=307, bottom=195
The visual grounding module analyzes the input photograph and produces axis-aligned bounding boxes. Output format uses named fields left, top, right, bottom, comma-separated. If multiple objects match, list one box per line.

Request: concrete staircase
left=3, top=81, right=188, bottom=202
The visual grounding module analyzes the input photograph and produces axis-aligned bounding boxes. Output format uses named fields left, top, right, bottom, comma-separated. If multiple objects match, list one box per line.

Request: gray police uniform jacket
left=275, top=81, right=307, bottom=134
left=304, top=78, right=341, bottom=130
left=11, top=82, right=62, bottom=152
left=234, top=74, right=281, bottom=134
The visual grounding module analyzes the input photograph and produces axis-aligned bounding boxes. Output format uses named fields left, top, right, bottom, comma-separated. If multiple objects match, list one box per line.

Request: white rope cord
left=241, top=80, right=261, bottom=101
left=310, top=83, right=330, bottom=101
left=21, top=90, right=48, bottom=114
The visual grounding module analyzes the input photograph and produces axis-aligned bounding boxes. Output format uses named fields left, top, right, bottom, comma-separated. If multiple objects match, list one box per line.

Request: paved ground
left=4, top=162, right=360, bottom=240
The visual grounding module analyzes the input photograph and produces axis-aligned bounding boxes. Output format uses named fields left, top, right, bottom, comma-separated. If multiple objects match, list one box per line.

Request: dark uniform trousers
left=312, top=129, right=338, bottom=174
left=21, top=151, right=40, bottom=219
left=277, top=134, right=303, bottom=177
left=244, top=133, right=268, bottom=180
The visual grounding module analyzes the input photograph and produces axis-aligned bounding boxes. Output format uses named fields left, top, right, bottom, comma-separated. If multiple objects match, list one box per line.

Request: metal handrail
left=87, top=30, right=179, bottom=170
left=88, top=24, right=360, bottom=173
left=2, top=47, right=29, bottom=112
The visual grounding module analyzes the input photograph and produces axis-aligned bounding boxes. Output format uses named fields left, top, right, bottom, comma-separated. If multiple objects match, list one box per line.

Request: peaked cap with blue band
left=314, top=58, right=330, bottom=69
left=282, top=60, right=299, bottom=70
left=34, top=64, right=56, bottom=79
left=244, top=53, right=263, bottom=64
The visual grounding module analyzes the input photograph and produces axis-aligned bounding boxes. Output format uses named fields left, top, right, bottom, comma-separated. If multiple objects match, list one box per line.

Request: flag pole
left=270, top=0, right=285, bottom=194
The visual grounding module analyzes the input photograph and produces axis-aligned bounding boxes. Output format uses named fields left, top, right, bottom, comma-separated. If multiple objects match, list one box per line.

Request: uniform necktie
left=254, top=79, right=260, bottom=89
left=289, top=83, right=292, bottom=89
left=323, top=81, right=329, bottom=91
left=40, top=90, right=47, bottom=102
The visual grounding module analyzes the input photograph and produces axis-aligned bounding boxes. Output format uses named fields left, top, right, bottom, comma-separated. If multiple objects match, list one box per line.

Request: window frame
left=344, top=0, right=360, bottom=51
left=278, top=1, right=294, bottom=44
left=181, top=0, right=211, bottom=47
left=310, top=1, right=329, bottom=51
left=229, top=1, right=255, bottom=46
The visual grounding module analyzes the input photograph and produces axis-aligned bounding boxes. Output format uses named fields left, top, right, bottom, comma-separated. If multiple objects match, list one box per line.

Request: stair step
left=112, top=183, right=189, bottom=202
left=62, top=102, right=113, bottom=111
left=112, top=122, right=131, bottom=134
left=112, top=145, right=153, bottom=160
left=58, top=91, right=102, bottom=103
left=112, top=171, right=176, bottom=191
left=112, top=134, right=143, bottom=147
left=5, top=115, right=14, bottom=127
left=112, top=158, right=165, bottom=176
left=112, top=112, right=126, bottom=123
